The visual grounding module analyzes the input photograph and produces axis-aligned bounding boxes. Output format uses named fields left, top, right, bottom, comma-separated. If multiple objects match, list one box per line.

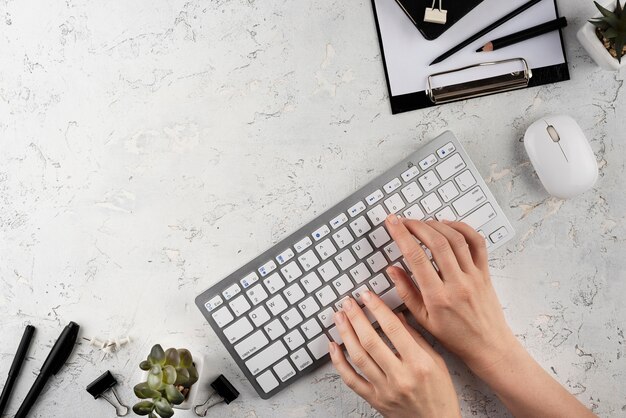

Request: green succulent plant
left=590, top=1, right=626, bottom=63
left=132, top=344, right=199, bottom=418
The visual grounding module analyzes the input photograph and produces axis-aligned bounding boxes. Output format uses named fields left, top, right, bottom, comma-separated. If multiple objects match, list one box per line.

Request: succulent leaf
left=187, top=364, right=199, bottom=387
left=163, top=365, right=177, bottom=385
left=132, top=401, right=155, bottom=415
left=148, top=413, right=158, bottom=418
left=174, top=367, right=190, bottom=386
left=148, top=344, right=166, bottom=365
left=148, top=365, right=164, bottom=390
left=154, top=398, right=175, bottom=418
left=134, top=382, right=162, bottom=399
left=164, top=384, right=185, bottom=405
left=164, top=348, right=180, bottom=367
left=178, top=349, right=193, bottom=368
left=139, top=360, right=152, bottom=371
left=592, top=1, right=626, bottom=63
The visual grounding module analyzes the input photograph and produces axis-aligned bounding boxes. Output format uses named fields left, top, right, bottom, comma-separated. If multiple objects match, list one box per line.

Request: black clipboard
left=394, top=0, right=485, bottom=40
left=371, top=0, right=571, bottom=114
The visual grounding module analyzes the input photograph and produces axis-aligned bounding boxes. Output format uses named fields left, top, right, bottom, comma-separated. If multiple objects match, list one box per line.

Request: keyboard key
left=348, top=201, right=366, bottom=217
left=418, top=171, right=440, bottom=192
left=401, top=166, right=419, bottom=182
left=380, top=287, right=404, bottom=310
left=276, top=248, right=294, bottom=265
left=249, top=306, right=271, bottom=327
left=256, top=370, right=279, bottom=392
left=266, top=294, right=288, bottom=316
left=240, top=272, right=259, bottom=289
left=229, top=295, right=251, bottom=316
left=383, top=178, right=402, bottom=193
left=284, top=283, right=305, bottom=304
left=328, top=326, right=343, bottom=345
left=247, top=284, right=268, bottom=305
left=452, top=186, right=486, bottom=217
left=273, top=359, right=296, bottom=382
left=222, top=283, right=241, bottom=300
left=335, top=296, right=350, bottom=311
left=308, top=334, right=331, bottom=359
left=281, top=261, right=302, bottom=282
left=315, top=285, right=337, bottom=306
left=264, top=273, right=285, bottom=293
left=294, top=237, right=313, bottom=253
left=315, top=238, right=337, bottom=260
left=298, top=250, right=320, bottom=271
left=301, top=272, right=322, bottom=293
left=436, top=153, right=466, bottom=180
left=437, top=142, right=456, bottom=158
left=204, top=295, right=223, bottom=312
left=335, top=249, right=357, bottom=270
left=366, top=251, right=388, bottom=273
left=318, top=307, right=335, bottom=328
left=212, top=307, right=234, bottom=328
left=366, top=189, right=384, bottom=205
left=284, top=329, right=305, bottom=350
left=224, top=317, right=254, bottom=344
left=312, top=225, right=331, bottom=241
left=462, top=203, right=496, bottom=230
left=282, top=308, right=304, bottom=329
left=291, top=348, right=313, bottom=371
left=301, top=318, right=322, bottom=339
left=489, top=226, right=508, bottom=243
left=404, top=204, right=426, bottom=220
left=401, top=182, right=423, bottom=203
left=421, top=193, right=443, bottom=214
left=438, top=182, right=460, bottom=203
left=352, top=238, right=374, bottom=259
left=383, top=241, right=402, bottom=261
left=367, top=204, right=388, bottom=226
left=332, top=274, right=354, bottom=295
left=352, top=285, right=369, bottom=305
left=350, top=216, right=371, bottom=237
left=298, top=296, right=320, bottom=318
left=246, top=341, right=288, bottom=375
left=435, top=206, right=456, bottom=222
left=258, top=260, right=277, bottom=277
left=349, top=262, right=371, bottom=284
left=318, top=260, right=340, bottom=282
left=264, top=318, right=286, bottom=340
left=384, top=193, right=405, bottom=213
left=454, top=170, right=476, bottom=192
left=235, top=330, right=269, bottom=360
left=369, top=274, right=390, bottom=294
left=419, top=154, right=437, bottom=170
left=330, top=213, right=348, bottom=229
left=332, top=227, right=354, bottom=249
left=369, top=227, right=391, bottom=248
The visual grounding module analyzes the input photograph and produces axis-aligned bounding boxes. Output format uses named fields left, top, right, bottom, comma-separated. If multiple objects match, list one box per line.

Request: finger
left=387, top=266, right=429, bottom=324
left=443, top=220, right=489, bottom=272
left=360, top=290, right=423, bottom=362
left=385, top=214, right=443, bottom=296
left=341, top=298, right=400, bottom=371
left=426, top=221, right=475, bottom=273
left=396, top=313, right=448, bottom=370
left=334, top=310, right=386, bottom=383
left=329, top=342, right=374, bottom=398
left=401, top=219, right=463, bottom=278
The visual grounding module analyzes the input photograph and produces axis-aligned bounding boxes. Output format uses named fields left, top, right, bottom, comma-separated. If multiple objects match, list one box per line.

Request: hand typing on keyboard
left=329, top=214, right=595, bottom=418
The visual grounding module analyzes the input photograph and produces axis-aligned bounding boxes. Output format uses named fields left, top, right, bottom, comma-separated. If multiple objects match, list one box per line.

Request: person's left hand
left=328, top=291, right=461, bottom=418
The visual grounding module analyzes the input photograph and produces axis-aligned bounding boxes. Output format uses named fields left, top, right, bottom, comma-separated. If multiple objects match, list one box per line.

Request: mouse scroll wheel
left=546, top=125, right=560, bottom=142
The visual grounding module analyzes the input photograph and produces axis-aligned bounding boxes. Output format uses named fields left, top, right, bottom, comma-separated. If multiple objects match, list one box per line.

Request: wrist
left=464, top=331, right=523, bottom=378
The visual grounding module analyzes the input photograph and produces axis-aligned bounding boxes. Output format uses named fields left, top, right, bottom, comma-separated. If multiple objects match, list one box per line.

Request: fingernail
left=343, top=298, right=354, bottom=311
left=362, top=290, right=372, bottom=303
left=387, top=270, right=397, bottom=283
left=387, top=214, right=399, bottom=225
left=334, top=311, right=345, bottom=324
left=441, top=219, right=452, bottom=224
left=329, top=342, right=336, bottom=355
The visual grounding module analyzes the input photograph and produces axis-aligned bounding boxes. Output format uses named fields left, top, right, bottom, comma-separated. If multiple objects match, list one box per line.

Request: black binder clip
left=194, top=374, right=239, bottom=417
left=86, top=371, right=130, bottom=416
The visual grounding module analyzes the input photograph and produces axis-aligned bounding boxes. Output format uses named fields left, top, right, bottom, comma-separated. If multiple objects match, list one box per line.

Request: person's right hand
left=384, top=214, right=518, bottom=374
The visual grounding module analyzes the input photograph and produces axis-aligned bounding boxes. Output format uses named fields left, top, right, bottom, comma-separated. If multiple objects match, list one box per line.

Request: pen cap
left=42, top=321, right=80, bottom=375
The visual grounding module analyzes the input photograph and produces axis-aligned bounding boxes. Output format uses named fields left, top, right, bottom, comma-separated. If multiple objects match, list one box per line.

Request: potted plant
left=577, top=1, right=626, bottom=71
left=132, top=344, right=204, bottom=418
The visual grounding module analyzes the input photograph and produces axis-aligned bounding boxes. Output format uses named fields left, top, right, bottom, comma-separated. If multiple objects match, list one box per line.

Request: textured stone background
left=1, top=0, right=624, bottom=417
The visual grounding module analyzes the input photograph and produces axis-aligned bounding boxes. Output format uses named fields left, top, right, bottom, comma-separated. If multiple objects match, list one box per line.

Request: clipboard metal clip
left=426, top=58, right=532, bottom=104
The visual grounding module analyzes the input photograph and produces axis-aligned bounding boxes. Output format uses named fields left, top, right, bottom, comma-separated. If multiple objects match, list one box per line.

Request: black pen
left=430, top=0, right=543, bottom=65
left=15, top=321, right=80, bottom=418
left=0, top=325, right=36, bottom=415
left=477, top=17, right=568, bottom=52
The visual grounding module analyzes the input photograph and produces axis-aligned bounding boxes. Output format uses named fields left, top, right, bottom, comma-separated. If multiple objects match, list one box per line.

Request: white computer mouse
left=523, top=115, right=598, bottom=199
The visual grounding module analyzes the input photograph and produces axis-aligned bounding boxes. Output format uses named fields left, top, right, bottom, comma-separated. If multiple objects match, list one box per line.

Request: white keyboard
left=195, top=131, right=514, bottom=398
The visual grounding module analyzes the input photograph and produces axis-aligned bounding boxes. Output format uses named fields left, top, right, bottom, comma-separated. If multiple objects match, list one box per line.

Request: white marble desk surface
left=1, top=0, right=625, bottom=417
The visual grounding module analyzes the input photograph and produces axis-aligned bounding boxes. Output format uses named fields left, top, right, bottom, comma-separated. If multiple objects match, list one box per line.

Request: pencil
left=477, top=17, right=568, bottom=52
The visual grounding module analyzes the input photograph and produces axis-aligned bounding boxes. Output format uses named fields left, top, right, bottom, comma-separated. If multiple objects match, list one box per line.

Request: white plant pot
left=577, top=0, right=626, bottom=71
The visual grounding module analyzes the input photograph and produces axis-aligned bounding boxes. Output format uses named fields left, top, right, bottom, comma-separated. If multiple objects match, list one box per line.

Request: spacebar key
left=462, top=203, right=497, bottom=230
left=245, top=341, right=288, bottom=375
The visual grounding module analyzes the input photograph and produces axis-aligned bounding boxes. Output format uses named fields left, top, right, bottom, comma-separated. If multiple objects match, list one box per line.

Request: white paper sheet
left=374, top=0, right=566, bottom=96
